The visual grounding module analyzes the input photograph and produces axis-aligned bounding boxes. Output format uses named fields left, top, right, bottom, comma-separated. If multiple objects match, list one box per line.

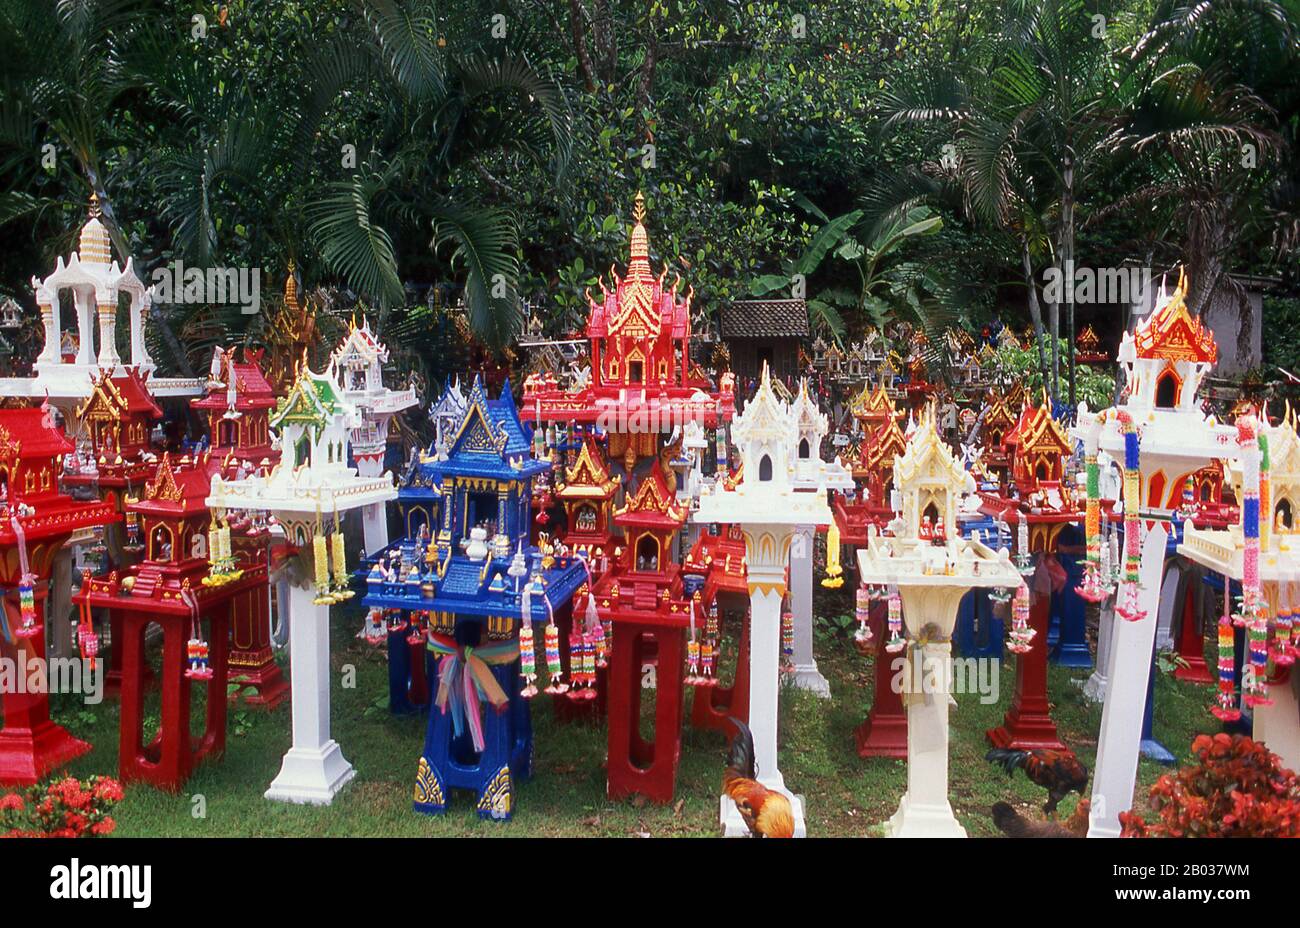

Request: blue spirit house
left=365, top=376, right=586, bottom=819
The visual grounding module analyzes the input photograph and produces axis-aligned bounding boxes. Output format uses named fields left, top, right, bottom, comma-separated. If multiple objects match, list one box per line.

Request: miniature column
left=95, top=297, right=121, bottom=368
left=1088, top=522, right=1166, bottom=837
left=1081, top=598, right=1115, bottom=703
left=36, top=291, right=60, bottom=365
left=362, top=502, right=389, bottom=556
left=75, top=291, right=95, bottom=365
left=788, top=525, right=829, bottom=697
left=721, top=550, right=806, bottom=836
left=264, top=579, right=355, bottom=804
left=46, top=548, right=73, bottom=660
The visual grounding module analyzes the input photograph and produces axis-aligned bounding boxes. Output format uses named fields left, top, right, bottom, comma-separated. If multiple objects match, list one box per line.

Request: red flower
left=91, top=817, right=116, bottom=836
left=0, top=793, right=24, bottom=812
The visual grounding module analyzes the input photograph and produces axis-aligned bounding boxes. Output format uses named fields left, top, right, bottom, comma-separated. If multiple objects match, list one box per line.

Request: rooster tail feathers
left=726, top=717, right=757, bottom=780
left=985, top=747, right=1029, bottom=776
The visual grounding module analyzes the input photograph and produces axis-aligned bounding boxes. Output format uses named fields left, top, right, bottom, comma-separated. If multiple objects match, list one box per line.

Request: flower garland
left=1115, top=411, right=1146, bottom=622
left=1236, top=416, right=1271, bottom=708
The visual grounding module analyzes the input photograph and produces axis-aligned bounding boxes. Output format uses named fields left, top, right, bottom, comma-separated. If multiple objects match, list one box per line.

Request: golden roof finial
left=633, top=190, right=646, bottom=224
left=88, top=190, right=102, bottom=219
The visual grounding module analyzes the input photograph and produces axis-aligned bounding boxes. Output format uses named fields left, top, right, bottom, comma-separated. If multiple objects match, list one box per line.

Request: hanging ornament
left=1276, top=583, right=1296, bottom=666
left=1006, top=583, right=1035, bottom=654
left=331, top=510, right=353, bottom=600
left=700, top=637, right=717, bottom=685
left=181, top=584, right=213, bottom=681
left=781, top=604, right=795, bottom=663
left=1115, top=412, right=1146, bottom=622
left=1236, top=415, right=1270, bottom=707
left=1016, top=514, right=1034, bottom=577
left=1175, top=474, right=1198, bottom=523
left=1076, top=448, right=1106, bottom=602
left=312, top=532, right=334, bottom=605
left=884, top=591, right=906, bottom=653
left=541, top=594, right=567, bottom=695
left=822, top=522, right=843, bottom=588
left=853, top=584, right=873, bottom=653
left=10, top=514, right=38, bottom=639
left=361, top=607, right=386, bottom=646
left=706, top=598, right=719, bottom=639
left=1212, top=582, right=1241, bottom=721
left=685, top=598, right=703, bottom=686
left=76, top=601, right=99, bottom=671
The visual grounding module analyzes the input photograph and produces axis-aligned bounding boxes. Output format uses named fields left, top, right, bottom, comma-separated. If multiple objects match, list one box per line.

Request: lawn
left=52, top=601, right=1216, bottom=837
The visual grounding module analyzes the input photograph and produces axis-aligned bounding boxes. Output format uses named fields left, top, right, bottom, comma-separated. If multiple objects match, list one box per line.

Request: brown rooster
left=985, top=747, right=1089, bottom=814
left=723, top=718, right=794, bottom=838
left=992, top=799, right=1090, bottom=837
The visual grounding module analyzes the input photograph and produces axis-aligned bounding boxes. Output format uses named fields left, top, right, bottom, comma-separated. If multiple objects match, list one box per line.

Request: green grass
left=50, top=603, right=1217, bottom=837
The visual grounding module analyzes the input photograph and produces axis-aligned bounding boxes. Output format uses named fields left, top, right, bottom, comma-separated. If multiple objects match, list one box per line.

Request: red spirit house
left=192, top=347, right=285, bottom=707
left=76, top=453, right=270, bottom=790
left=0, top=407, right=116, bottom=784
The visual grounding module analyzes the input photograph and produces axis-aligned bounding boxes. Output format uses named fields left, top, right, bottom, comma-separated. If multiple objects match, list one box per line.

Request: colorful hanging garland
left=884, top=591, right=906, bottom=654
left=1006, top=582, right=1035, bottom=654
left=822, top=522, right=843, bottom=588
left=9, top=515, right=38, bottom=640
left=854, top=584, right=873, bottom=653
left=181, top=582, right=213, bottom=681
left=1212, top=579, right=1240, bottom=721
left=1237, top=416, right=1272, bottom=708
left=1115, top=411, right=1146, bottom=622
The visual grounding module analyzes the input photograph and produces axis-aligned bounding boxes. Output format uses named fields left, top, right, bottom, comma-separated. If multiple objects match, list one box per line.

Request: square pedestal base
left=264, top=741, right=356, bottom=805
left=0, top=722, right=91, bottom=786
left=719, top=782, right=807, bottom=837
left=888, top=791, right=967, bottom=838
left=786, top=662, right=831, bottom=698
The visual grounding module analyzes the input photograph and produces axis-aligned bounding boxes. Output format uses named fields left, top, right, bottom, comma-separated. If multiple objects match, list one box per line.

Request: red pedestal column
left=0, top=591, right=91, bottom=785
left=986, top=585, right=1066, bottom=750
left=118, top=606, right=230, bottom=791
left=606, top=619, right=686, bottom=804
left=855, top=601, right=907, bottom=759
left=227, top=583, right=288, bottom=709
left=1173, top=579, right=1213, bottom=684
left=690, top=611, right=750, bottom=736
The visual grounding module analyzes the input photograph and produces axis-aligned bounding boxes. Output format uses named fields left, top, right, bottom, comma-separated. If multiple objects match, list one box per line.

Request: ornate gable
left=145, top=452, right=182, bottom=502
left=615, top=461, right=686, bottom=526
left=1134, top=269, right=1217, bottom=364
left=560, top=438, right=619, bottom=499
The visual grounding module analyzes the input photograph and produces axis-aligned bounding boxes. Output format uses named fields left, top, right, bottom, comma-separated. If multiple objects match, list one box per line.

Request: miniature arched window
left=576, top=503, right=598, bottom=531
left=0, top=466, right=8, bottom=499
left=1036, top=461, right=1049, bottom=481
left=218, top=419, right=237, bottom=447
left=636, top=534, right=659, bottom=572
left=1277, top=498, right=1293, bottom=529
left=295, top=435, right=312, bottom=468
left=658, top=361, right=668, bottom=381
left=408, top=507, right=428, bottom=539
left=1200, top=480, right=1214, bottom=502
left=629, top=360, right=644, bottom=383
left=1155, top=369, right=1179, bottom=408
left=150, top=523, right=175, bottom=562
left=798, top=438, right=810, bottom=460
left=759, top=454, right=773, bottom=481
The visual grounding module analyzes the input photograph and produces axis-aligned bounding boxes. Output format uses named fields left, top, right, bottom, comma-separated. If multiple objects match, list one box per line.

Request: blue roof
left=431, top=375, right=550, bottom=483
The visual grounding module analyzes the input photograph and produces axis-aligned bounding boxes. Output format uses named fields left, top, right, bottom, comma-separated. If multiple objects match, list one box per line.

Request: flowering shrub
left=0, top=775, right=124, bottom=838
left=1120, top=734, right=1300, bottom=837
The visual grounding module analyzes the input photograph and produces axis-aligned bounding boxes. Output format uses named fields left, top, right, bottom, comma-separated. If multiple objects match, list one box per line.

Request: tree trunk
left=568, top=0, right=597, bottom=92
left=1021, top=238, right=1051, bottom=393
left=1062, top=149, right=1076, bottom=409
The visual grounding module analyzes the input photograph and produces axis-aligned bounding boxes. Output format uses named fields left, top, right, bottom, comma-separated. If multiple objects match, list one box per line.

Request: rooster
left=992, top=799, right=1090, bottom=837
left=985, top=747, right=1088, bottom=814
left=723, top=718, right=794, bottom=838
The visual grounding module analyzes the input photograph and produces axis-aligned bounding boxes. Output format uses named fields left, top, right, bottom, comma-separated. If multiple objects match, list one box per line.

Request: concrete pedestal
left=721, top=575, right=806, bottom=836
left=264, top=583, right=355, bottom=805
left=788, top=526, right=829, bottom=697
left=361, top=502, right=389, bottom=557
left=1252, top=669, right=1299, bottom=774
left=1088, top=523, right=1166, bottom=837
left=1080, top=599, right=1115, bottom=703
left=890, top=641, right=966, bottom=837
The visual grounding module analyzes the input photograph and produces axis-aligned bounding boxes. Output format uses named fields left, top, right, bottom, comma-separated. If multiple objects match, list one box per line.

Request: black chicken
left=985, top=747, right=1088, bottom=814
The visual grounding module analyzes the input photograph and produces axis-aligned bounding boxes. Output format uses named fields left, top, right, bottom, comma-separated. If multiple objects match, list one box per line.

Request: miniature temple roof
left=429, top=376, right=467, bottom=420
left=1076, top=324, right=1101, bottom=351
left=193, top=348, right=277, bottom=412
left=76, top=367, right=163, bottom=421
left=850, top=380, right=896, bottom=423
left=588, top=192, right=691, bottom=343
left=732, top=363, right=795, bottom=449
left=790, top=378, right=827, bottom=439
left=893, top=406, right=972, bottom=497
left=331, top=317, right=389, bottom=366
left=271, top=365, right=352, bottom=432
left=1001, top=381, right=1027, bottom=417
left=719, top=299, right=810, bottom=339
left=1132, top=269, right=1217, bottom=364
left=436, top=376, right=545, bottom=480
left=863, top=415, right=907, bottom=473
left=0, top=406, right=72, bottom=460
left=558, top=438, right=620, bottom=500
left=982, top=389, right=1017, bottom=431
left=131, top=452, right=212, bottom=516
left=1004, top=396, right=1072, bottom=459
left=614, top=460, right=687, bottom=529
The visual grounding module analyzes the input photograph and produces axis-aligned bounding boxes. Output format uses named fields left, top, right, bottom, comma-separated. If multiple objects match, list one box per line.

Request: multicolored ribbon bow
left=430, top=637, right=516, bottom=752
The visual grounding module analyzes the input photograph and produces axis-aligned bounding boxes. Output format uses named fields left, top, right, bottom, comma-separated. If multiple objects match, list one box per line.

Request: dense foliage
left=0, top=1, right=1294, bottom=399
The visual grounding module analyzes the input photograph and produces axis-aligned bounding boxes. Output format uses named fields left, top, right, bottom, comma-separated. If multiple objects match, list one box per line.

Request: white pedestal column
left=271, top=574, right=291, bottom=650
left=891, top=641, right=965, bottom=837
left=1088, top=523, right=1167, bottom=837
left=788, top=525, right=830, bottom=697
left=1154, top=561, right=1182, bottom=651
left=1253, top=672, right=1300, bottom=774
left=721, top=573, right=806, bottom=837
left=264, top=582, right=355, bottom=805
left=361, top=501, right=389, bottom=557
left=1081, top=599, right=1115, bottom=703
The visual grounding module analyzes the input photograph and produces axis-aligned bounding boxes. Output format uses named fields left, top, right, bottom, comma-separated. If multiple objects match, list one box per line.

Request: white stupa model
left=1070, top=269, right=1234, bottom=837
left=208, top=360, right=396, bottom=805
left=694, top=366, right=849, bottom=836
left=329, top=318, right=417, bottom=554
left=857, top=406, right=1019, bottom=837
left=0, top=196, right=203, bottom=404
